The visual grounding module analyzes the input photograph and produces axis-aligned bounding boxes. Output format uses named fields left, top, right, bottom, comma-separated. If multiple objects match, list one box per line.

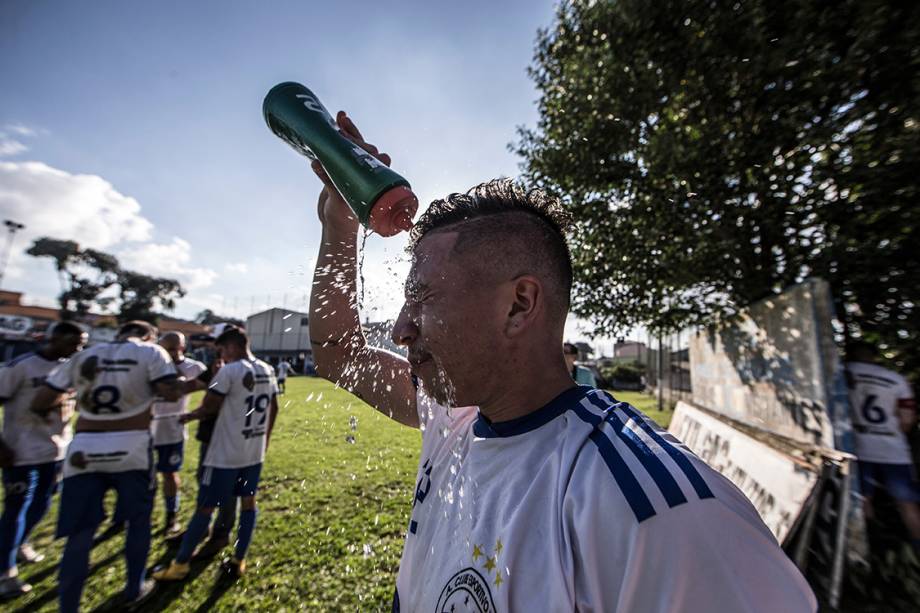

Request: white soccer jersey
left=393, top=385, right=817, bottom=613
left=46, top=339, right=177, bottom=421
left=0, top=352, right=74, bottom=465
left=276, top=361, right=292, bottom=380
left=151, top=358, right=207, bottom=445
left=847, top=361, right=915, bottom=464
left=204, top=358, right=278, bottom=468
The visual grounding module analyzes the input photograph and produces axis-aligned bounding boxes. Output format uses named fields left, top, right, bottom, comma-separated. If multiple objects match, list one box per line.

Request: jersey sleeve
left=147, top=345, right=178, bottom=384
left=269, top=370, right=280, bottom=396
left=45, top=358, right=75, bottom=392
left=563, top=443, right=817, bottom=612
left=208, top=363, right=233, bottom=396
left=0, top=361, right=24, bottom=401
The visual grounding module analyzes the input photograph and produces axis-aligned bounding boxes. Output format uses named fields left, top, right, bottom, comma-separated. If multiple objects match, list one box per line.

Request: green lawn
left=8, top=379, right=673, bottom=612
left=609, top=390, right=673, bottom=429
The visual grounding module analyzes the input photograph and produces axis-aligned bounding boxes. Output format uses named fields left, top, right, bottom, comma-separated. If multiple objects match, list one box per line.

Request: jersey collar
left=473, top=385, right=594, bottom=439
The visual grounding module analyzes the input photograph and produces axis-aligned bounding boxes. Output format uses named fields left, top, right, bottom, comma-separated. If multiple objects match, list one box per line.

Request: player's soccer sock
left=234, top=509, right=258, bottom=560
left=165, top=494, right=180, bottom=515
left=176, top=512, right=211, bottom=563
left=124, top=516, right=152, bottom=599
left=59, top=528, right=94, bottom=613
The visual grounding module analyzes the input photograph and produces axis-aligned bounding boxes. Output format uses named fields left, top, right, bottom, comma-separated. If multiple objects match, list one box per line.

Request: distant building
left=246, top=307, right=312, bottom=371
left=613, top=340, right=648, bottom=363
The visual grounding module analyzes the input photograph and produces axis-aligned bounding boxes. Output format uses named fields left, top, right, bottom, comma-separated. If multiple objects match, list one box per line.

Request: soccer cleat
left=221, top=556, right=246, bottom=578
left=152, top=560, right=191, bottom=582
left=17, top=542, right=45, bottom=564
left=0, top=576, right=32, bottom=599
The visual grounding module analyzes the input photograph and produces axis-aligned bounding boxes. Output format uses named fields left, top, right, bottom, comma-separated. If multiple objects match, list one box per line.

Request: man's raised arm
left=308, top=111, right=417, bottom=428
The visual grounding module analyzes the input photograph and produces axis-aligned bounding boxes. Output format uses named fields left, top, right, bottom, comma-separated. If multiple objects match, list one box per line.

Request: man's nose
left=392, top=303, right=418, bottom=347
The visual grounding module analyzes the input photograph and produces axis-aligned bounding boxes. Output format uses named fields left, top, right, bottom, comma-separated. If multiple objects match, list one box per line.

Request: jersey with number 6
left=45, top=339, right=177, bottom=421
left=204, top=358, right=278, bottom=468
left=847, top=361, right=915, bottom=464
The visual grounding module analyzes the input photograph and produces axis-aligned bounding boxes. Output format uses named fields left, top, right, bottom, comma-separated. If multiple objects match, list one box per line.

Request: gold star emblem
left=494, top=570, right=504, bottom=587
left=472, top=544, right=483, bottom=561
left=484, top=556, right=496, bottom=572
left=495, top=538, right=503, bottom=554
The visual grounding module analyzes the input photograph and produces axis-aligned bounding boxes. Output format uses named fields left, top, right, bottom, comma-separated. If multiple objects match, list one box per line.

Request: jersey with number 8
left=45, top=339, right=177, bottom=421
left=204, top=358, right=278, bottom=468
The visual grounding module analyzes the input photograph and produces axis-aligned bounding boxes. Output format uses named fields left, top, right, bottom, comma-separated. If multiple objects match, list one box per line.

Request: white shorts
left=63, top=430, right=152, bottom=479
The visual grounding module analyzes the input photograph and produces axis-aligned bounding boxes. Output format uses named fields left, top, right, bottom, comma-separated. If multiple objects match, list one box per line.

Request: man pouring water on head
left=306, top=110, right=817, bottom=611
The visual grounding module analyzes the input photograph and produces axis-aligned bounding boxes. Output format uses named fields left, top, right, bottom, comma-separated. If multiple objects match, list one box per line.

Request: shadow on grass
left=12, top=546, right=125, bottom=613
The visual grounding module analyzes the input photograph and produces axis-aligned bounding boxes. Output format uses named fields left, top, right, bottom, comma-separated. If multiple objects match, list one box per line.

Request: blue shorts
left=198, top=464, right=262, bottom=507
left=155, top=442, right=184, bottom=473
left=858, top=461, right=920, bottom=503
left=56, top=469, right=154, bottom=537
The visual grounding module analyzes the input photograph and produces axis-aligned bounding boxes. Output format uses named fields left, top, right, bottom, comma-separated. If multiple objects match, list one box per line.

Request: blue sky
left=0, top=1, right=617, bottom=349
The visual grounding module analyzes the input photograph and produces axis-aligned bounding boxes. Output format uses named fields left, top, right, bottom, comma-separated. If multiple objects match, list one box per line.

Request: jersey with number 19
left=204, top=358, right=278, bottom=469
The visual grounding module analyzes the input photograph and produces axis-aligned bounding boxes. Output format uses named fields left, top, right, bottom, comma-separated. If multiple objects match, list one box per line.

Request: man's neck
left=37, top=346, right=57, bottom=361
left=478, top=359, right=576, bottom=424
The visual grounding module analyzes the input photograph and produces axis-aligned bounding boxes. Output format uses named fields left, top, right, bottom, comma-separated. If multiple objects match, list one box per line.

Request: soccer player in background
left=0, top=322, right=86, bottom=599
left=275, top=359, right=293, bottom=394
left=846, top=340, right=920, bottom=549
left=151, top=332, right=208, bottom=536
left=564, top=341, right=598, bottom=387
left=306, top=112, right=817, bottom=611
left=31, top=320, right=186, bottom=612
left=154, top=326, right=279, bottom=580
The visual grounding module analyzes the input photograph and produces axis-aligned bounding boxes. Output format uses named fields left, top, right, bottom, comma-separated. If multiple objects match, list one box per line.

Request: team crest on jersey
left=243, top=371, right=255, bottom=391
left=435, top=567, right=496, bottom=613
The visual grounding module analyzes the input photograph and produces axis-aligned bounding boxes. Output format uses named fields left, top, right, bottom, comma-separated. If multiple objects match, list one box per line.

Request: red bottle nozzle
left=369, top=186, right=418, bottom=237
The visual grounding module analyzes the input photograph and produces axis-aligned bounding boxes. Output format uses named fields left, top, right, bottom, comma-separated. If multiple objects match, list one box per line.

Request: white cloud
left=4, top=124, right=36, bottom=137
left=0, top=161, right=153, bottom=247
left=224, top=262, right=249, bottom=274
left=117, top=237, right=218, bottom=290
left=0, top=137, right=27, bottom=157
left=0, top=160, right=216, bottom=309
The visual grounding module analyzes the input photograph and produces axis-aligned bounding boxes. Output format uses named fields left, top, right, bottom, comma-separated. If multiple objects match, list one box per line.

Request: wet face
left=392, top=232, right=504, bottom=407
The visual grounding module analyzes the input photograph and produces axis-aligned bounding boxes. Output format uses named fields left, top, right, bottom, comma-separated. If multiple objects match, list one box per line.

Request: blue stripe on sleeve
left=585, top=394, right=688, bottom=509
left=616, top=402, right=715, bottom=501
left=588, top=429, right=657, bottom=522
left=570, top=401, right=656, bottom=522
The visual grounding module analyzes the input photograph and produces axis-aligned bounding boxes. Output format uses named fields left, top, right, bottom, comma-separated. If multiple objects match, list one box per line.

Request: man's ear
left=505, top=275, right=542, bottom=337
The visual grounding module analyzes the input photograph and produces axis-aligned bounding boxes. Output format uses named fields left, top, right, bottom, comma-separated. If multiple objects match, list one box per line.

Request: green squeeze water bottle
left=263, top=82, right=418, bottom=236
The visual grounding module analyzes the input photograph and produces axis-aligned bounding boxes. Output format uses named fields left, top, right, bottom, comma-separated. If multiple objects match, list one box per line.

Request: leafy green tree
left=194, top=308, right=243, bottom=328
left=514, top=0, right=919, bottom=380
left=117, top=271, right=185, bottom=324
left=26, top=238, right=120, bottom=318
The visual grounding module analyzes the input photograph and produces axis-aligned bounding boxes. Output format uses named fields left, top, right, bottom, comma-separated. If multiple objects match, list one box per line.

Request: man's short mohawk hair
left=408, top=178, right=573, bottom=248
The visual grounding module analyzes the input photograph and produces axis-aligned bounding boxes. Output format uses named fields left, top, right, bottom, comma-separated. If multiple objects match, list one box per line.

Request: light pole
left=0, top=220, right=26, bottom=290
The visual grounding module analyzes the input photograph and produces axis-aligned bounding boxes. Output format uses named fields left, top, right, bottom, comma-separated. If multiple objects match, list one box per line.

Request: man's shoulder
left=3, top=351, right=37, bottom=370
left=565, top=390, right=723, bottom=526
left=848, top=361, right=907, bottom=388
left=179, top=357, right=207, bottom=376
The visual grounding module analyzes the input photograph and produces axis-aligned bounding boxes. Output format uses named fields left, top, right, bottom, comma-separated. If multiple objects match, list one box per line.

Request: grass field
left=8, top=380, right=667, bottom=612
